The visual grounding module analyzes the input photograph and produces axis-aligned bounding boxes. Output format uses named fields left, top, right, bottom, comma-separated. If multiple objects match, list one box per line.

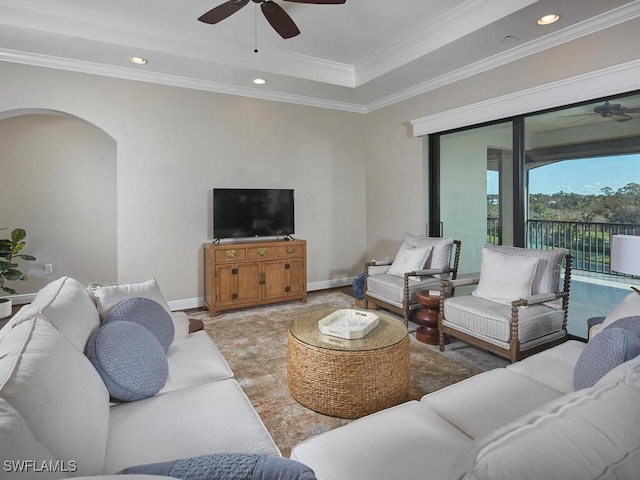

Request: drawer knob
left=225, top=250, right=236, bottom=259
left=258, top=248, right=267, bottom=257
left=286, top=246, right=295, bottom=254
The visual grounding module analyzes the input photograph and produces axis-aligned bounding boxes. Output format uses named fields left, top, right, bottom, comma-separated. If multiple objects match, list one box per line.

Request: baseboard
left=167, top=277, right=356, bottom=312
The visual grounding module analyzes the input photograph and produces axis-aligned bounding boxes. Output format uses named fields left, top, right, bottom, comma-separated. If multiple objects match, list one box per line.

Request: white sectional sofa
left=291, top=294, right=640, bottom=480
left=0, top=276, right=283, bottom=479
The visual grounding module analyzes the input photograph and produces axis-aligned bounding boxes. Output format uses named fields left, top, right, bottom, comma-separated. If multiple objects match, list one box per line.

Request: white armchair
left=439, top=245, right=572, bottom=363
left=364, top=234, right=461, bottom=326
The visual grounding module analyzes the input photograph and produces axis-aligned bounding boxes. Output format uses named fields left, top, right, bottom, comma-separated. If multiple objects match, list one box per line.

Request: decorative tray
left=317, top=309, right=379, bottom=339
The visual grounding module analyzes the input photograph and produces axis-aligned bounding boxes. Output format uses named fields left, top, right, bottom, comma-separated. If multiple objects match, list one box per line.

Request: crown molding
left=410, top=58, right=640, bottom=136
left=366, top=1, right=640, bottom=113
left=355, top=0, right=537, bottom=86
left=0, top=49, right=367, bottom=114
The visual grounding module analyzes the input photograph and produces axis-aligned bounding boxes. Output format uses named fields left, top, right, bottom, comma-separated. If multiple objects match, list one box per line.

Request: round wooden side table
left=415, top=290, right=445, bottom=345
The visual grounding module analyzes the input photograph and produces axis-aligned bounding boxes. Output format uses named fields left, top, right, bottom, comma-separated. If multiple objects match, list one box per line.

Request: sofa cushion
left=104, top=297, right=174, bottom=352
left=0, top=317, right=110, bottom=477
left=453, top=355, right=640, bottom=480
left=89, top=279, right=172, bottom=321
left=0, top=398, right=66, bottom=479
left=9, top=276, right=100, bottom=351
left=387, top=245, right=433, bottom=277
left=291, top=400, right=471, bottom=480
left=86, top=321, right=169, bottom=402
left=421, top=369, right=563, bottom=440
left=158, top=331, right=234, bottom=395
left=104, top=379, right=280, bottom=473
left=506, top=340, right=586, bottom=394
left=472, top=248, right=539, bottom=305
left=573, top=327, right=640, bottom=390
left=119, top=454, right=316, bottom=480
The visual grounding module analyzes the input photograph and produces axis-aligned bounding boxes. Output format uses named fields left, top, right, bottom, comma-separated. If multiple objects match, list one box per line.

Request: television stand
left=203, top=239, right=307, bottom=315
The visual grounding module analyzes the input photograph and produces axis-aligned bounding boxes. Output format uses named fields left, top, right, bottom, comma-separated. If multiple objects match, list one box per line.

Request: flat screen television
left=213, top=188, right=295, bottom=239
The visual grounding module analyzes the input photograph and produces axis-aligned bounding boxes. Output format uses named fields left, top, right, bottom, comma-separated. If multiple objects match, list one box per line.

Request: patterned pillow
left=105, top=297, right=174, bottom=352
left=573, top=327, right=640, bottom=390
left=604, top=315, right=640, bottom=337
left=86, top=321, right=168, bottom=402
left=118, top=453, right=317, bottom=480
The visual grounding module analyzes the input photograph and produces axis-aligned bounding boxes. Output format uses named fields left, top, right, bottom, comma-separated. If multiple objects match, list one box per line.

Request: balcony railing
left=487, top=218, right=640, bottom=274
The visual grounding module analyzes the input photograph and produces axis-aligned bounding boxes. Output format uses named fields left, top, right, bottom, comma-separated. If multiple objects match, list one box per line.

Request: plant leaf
left=11, top=228, right=26, bottom=243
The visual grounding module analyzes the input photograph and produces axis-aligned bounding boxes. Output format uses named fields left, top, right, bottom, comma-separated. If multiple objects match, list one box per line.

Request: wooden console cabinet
left=203, top=239, right=307, bottom=315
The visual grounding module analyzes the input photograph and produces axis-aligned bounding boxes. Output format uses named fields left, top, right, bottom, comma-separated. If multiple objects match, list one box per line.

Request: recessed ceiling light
left=253, top=78, right=267, bottom=85
left=537, top=14, right=560, bottom=25
left=129, top=57, right=148, bottom=65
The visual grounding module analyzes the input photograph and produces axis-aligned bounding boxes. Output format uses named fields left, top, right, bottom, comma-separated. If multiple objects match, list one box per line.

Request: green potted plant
left=0, top=228, right=37, bottom=319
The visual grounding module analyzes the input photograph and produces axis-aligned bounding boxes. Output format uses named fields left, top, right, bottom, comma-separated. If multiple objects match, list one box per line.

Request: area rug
left=188, top=291, right=508, bottom=457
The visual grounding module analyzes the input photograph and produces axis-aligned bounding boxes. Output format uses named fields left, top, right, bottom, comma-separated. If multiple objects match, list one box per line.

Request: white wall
left=0, top=63, right=367, bottom=305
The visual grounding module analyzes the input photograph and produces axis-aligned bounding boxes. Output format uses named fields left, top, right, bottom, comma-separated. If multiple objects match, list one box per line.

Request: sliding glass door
left=428, top=90, right=640, bottom=338
left=437, top=121, right=513, bottom=274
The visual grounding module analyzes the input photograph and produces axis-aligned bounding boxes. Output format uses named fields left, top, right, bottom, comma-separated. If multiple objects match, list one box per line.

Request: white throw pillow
left=88, top=278, right=172, bottom=321
left=601, top=292, right=640, bottom=331
left=387, top=245, right=434, bottom=277
left=472, top=248, right=539, bottom=305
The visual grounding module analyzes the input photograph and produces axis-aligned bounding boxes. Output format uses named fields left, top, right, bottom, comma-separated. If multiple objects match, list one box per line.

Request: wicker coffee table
left=287, top=307, right=410, bottom=419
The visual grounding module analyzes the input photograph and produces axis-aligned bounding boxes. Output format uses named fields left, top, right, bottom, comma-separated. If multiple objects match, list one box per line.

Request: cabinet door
left=284, top=258, right=305, bottom=298
left=262, top=260, right=287, bottom=301
left=215, top=263, right=261, bottom=306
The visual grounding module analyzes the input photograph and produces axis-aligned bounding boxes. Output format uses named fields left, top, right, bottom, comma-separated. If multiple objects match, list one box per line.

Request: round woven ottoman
left=287, top=308, right=410, bottom=419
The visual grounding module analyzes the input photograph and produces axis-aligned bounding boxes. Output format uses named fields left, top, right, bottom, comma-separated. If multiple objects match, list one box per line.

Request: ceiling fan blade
left=198, top=0, right=249, bottom=24
left=284, top=0, right=346, bottom=4
left=612, top=113, right=634, bottom=122
left=622, top=106, right=640, bottom=113
left=262, top=1, right=300, bottom=39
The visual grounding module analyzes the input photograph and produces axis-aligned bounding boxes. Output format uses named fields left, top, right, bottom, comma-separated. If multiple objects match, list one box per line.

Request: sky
left=488, top=154, right=640, bottom=195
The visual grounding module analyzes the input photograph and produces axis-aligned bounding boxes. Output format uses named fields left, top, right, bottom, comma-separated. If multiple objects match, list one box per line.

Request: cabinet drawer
left=278, top=244, right=303, bottom=257
left=247, top=246, right=277, bottom=260
left=215, top=248, right=246, bottom=263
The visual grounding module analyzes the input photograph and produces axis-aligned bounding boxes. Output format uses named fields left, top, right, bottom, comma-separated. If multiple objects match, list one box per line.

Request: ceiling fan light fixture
left=253, top=78, right=267, bottom=85
left=129, top=56, right=148, bottom=65
left=537, top=14, right=559, bottom=25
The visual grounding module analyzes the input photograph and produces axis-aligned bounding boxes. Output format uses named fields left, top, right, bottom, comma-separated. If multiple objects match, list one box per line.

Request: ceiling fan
left=563, top=100, right=640, bottom=123
left=198, top=0, right=346, bottom=40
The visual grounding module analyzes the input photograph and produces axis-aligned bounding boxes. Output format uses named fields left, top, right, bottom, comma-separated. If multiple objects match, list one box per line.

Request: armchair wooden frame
left=364, top=240, right=462, bottom=327
left=438, top=253, right=572, bottom=363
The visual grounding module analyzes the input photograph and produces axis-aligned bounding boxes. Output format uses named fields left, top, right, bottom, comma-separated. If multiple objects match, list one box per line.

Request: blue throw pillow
left=105, top=297, right=174, bottom=352
left=573, top=327, right=640, bottom=390
left=118, top=453, right=317, bottom=480
left=604, top=315, right=640, bottom=337
left=86, top=321, right=169, bottom=401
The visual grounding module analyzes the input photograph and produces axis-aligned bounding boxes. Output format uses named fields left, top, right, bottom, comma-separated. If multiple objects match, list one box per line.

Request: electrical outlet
left=43, top=264, right=53, bottom=275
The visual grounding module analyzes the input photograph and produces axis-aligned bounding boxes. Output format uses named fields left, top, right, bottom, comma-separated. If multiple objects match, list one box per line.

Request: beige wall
left=1, top=16, right=638, bottom=305
left=364, top=17, right=640, bottom=265
left=0, top=63, right=366, bottom=305
left=0, top=113, right=117, bottom=293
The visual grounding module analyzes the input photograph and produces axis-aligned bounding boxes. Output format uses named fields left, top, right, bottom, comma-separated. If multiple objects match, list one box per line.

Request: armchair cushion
left=366, top=273, right=441, bottom=308
left=484, top=246, right=566, bottom=296
left=472, top=248, right=539, bottom=306
left=387, top=245, right=433, bottom=277
left=442, top=295, right=565, bottom=348
left=404, top=233, right=454, bottom=275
